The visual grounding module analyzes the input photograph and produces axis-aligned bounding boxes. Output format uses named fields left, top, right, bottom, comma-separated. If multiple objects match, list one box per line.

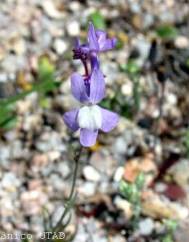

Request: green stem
left=52, top=146, right=83, bottom=234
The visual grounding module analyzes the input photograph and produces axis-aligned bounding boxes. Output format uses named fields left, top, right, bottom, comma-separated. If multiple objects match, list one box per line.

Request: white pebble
left=175, top=36, right=189, bottom=48
left=121, top=82, right=133, bottom=96
left=114, top=167, right=124, bottom=182
left=83, top=165, right=101, bottom=182
left=78, top=182, right=96, bottom=196
left=53, top=39, right=68, bottom=55
left=67, top=21, right=80, bottom=36
left=166, top=93, right=177, bottom=105
left=139, top=218, right=154, bottom=236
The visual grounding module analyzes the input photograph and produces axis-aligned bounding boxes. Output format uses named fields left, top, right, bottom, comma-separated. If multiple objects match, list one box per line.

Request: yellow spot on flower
left=89, top=141, right=101, bottom=152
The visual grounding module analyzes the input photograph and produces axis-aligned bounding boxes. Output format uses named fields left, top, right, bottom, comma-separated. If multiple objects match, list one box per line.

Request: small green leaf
left=38, top=56, right=55, bottom=79
left=1, top=116, right=17, bottom=130
left=162, top=234, right=174, bottom=242
left=0, top=57, right=57, bottom=108
left=39, top=97, right=50, bottom=109
left=100, top=98, right=111, bottom=109
left=116, top=39, right=124, bottom=50
left=164, top=219, right=178, bottom=232
left=38, top=56, right=55, bottom=82
left=119, top=180, right=131, bottom=198
left=120, top=60, right=141, bottom=75
left=0, top=105, right=15, bottom=129
left=36, top=56, right=57, bottom=94
left=135, top=172, right=145, bottom=190
left=119, top=180, right=140, bottom=203
left=90, top=11, right=106, bottom=29
left=156, top=25, right=178, bottom=40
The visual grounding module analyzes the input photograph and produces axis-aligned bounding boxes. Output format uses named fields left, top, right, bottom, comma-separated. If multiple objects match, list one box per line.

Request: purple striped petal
left=89, top=68, right=105, bottom=104
left=88, top=22, right=99, bottom=51
left=80, top=128, right=98, bottom=147
left=71, top=73, right=89, bottom=103
left=63, top=109, right=79, bottom=131
left=100, top=108, right=119, bottom=132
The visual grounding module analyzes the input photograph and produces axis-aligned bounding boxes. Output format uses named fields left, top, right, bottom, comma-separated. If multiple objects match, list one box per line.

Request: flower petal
left=63, top=109, right=79, bottom=131
left=96, top=30, right=107, bottom=49
left=89, top=68, right=105, bottom=104
left=90, top=52, right=100, bottom=69
left=100, top=108, right=119, bottom=132
left=88, top=22, right=99, bottom=51
left=99, top=37, right=117, bottom=51
left=80, top=128, right=98, bottom=147
left=74, top=37, right=80, bottom=48
left=71, top=73, right=89, bottom=103
left=96, top=30, right=107, bottom=39
left=96, top=30, right=117, bottom=51
left=78, top=105, right=102, bottom=130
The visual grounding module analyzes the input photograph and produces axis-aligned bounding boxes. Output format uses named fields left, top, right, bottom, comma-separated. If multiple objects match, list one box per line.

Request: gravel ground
left=1, top=1, right=189, bottom=242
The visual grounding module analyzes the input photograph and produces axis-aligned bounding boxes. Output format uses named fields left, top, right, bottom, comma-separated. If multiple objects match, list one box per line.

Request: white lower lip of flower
left=77, top=105, right=102, bottom=130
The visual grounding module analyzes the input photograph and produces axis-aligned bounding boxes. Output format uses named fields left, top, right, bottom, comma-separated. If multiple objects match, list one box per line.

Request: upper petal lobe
left=89, top=68, right=105, bottom=104
left=71, top=73, right=89, bottom=103
left=88, top=22, right=99, bottom=51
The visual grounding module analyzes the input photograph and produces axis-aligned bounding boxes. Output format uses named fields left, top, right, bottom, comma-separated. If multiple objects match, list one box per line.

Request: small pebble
left=138, top=218, right=154, bottom=236
left=175, top=36, right=189, bottom=48
left=121, top=82, right=133, bottom=96
left=114, top=166, right=124, bottom=182
left=53, top=38, right=68, bottom=55
left=66, top=20, right=80, bottom=36
left=83, top=165, right=101, bottom=182
left=78, top=182, right=96, bottom=197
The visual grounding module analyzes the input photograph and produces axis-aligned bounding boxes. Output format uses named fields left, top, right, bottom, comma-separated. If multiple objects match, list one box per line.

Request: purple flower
left=87, top=22, right=117, bottom=52
left=63, top=67, right=119, bottom=147
left=73, top=38, right=89, bottom=61
left=71, top=67, right=105, bottom=104
left=64, top=106, right=118, bottom=147
left=64, top=22, right=119, bottom=147
left=73, top=22, right=117, bottom=63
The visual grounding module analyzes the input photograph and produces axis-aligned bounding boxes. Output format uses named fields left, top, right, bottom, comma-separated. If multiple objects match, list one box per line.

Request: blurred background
left=0, top=0, right=189, bottom=241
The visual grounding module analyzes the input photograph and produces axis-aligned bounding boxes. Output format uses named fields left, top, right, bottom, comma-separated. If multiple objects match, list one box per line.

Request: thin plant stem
left=69, top=148, right=82, bottom=200
left=159, top=81, right=165, bottom=122
left=152, top=80, right=165, bottom=164
left=52, top=146, right=83, bottom=234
